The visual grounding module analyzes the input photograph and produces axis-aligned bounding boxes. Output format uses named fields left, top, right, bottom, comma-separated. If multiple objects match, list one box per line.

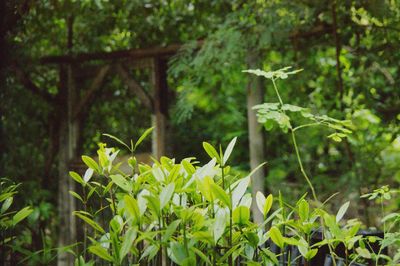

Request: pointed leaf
left=336, top=201, right=350, bottom=222
left=88, top=245, right=113, bottom=262
left=82, top=156, right=101, bottom=173
left=12, top=207, right=33, bottom=226
left=134, top=127, right=154, bottom=151
left=269, top=226, right=284, bottom=249
left=103, top=133, right=131, bottom=151
left=223, top=137, right=237, bottom=165
left=210, top=183, right=231, bottom=208
left=160, top=183, right=175, bottom=209
left=120, top=228, right=137, bottom=261
left=202, top=142, right=221, bottom=162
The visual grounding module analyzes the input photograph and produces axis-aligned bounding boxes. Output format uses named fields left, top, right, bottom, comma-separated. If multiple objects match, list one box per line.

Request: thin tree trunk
left=246, top=52, right=266, bottom=224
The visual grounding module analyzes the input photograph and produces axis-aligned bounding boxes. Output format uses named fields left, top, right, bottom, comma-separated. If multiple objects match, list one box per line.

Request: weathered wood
left=117, top=63, right=153, bottom=110
left=41, top=43, right=186, bottom=64
left=73, top=65, right=110, bottom=118
left=57, top=16, right=78, bottom=266
left=12, top=64, right=55, bottom=104
left=246, top=52, right=266, bottom=224
left=151, top=58, right=168, bottom=159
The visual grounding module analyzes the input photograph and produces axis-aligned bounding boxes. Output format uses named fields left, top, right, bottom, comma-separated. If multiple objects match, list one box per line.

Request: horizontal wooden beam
left=40, top=43, right=190, bottom=64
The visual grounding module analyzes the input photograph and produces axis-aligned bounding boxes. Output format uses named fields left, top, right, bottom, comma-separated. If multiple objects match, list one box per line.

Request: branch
left=116, top=64, right=153, bottom=111
left=73, top=65, right=110, bottom=118
left=12, top=64, right=55, bottom=104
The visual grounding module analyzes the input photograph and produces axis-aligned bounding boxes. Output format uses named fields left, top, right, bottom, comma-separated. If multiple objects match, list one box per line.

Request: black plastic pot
left=268, top=229, right=384, bottom=266
left=324, top=255, right=366, bottom=266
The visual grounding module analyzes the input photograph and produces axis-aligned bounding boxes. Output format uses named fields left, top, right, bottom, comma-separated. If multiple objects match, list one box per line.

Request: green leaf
left=231, top=176, right=250, bottom=208
left=12, top=206, right=33, bottom=226
left=336, top=201, right=350, bottom=222
left=210, top=183, right=231, bottom=208
left=110, top=174, right=132, bottom=192
left=74, top=212, right=105, bottom=234
left=124, top=195, right=141, bottom=224
left=298, top=199, right=309, bottom=222
left=256, top=192, right=273, bottom=218
left=69, top=191, right=84, bottom=203
left=134, top=127, right=154, bottom=151
left=191, top=246, right=212, bottom=265
left=1, top=197, right=13, bottom=214
left=69, top=171, right=84, bottom=185
left=82, top=156, right=101, bottom=173
left=120, top=228, right=137, bottom=262
left=163, top=219, right=181, bottom=242
left=356, top=247, right=371, bottom=259
left=233, top=206, right=250, bottom=225
left=202, top=142, right=221, bottom=162
left=160, top=183, right=175, bottom=209
left=213, top=208, right=227, bottom=244
left=103, top=133, right=131, bottom=151
left=222, top=137, right=237, bottom=165
left=169, top=242, right=188, bottom=264
left=88, top=245, right=113, bottom=262
left=269, top=226, right=284, bottom=249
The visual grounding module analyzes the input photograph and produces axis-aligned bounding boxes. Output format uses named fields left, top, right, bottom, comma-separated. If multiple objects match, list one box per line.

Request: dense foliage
left=1, top=0, right=399, bottom=265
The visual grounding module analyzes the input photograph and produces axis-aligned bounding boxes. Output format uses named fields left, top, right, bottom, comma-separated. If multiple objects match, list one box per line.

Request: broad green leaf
left=12, top=206, right=33, bottom=226
left=134, top=127, right=154, bottom=151
left=191, top=246, right=212, bottom=265
left=233, top=206, right=250, bottom=225
left=110, top=174, right=132, bottom=192
left=298, top=199, right=309, bottom=222
left=202, top=142, right=221, bottom=162
left=144, top=195, right=160, bottom=217
left=210, top=183, right=231, bottom=208
left=222, top=137, right=237, bottom=165
left=120, top=228, right=137, bottom=261
left=88, top=245, right=113, bottom=262
left=69, top=171, right=84, bottom=185
left=74, top=212, right=105, bottom=234
left=231, top=176, right=250, bottom=208
left=269, top=226, right=284, bottom=249
left=160, top=183, right=175, bottom=209
left=169, top=242, right=188, bottom=264
left=124, top=195, right=140, bottom=224
left=305, top=249, right=318, bottom=260
left=256, top=192, right=273, bottom=218
left=163, top=219, right=181, bottom=242
left=103, top=133, right=131, bottom=151
left=213, top=208, right=227, bottom=244
left=82, top=156, right=101, bottom=173
left=336, top=201, right=350, bottom=222
left=356, top=247, right=371, bottom=259
left=1, top=197, right=13, bottom=214
left=83, top=168, right=94, bottom=183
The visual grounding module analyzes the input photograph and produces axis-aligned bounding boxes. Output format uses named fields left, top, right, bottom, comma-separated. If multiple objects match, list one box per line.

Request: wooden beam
left=151, top=58, right=168, bottom=159
left=73, top=65, right=110, bottom=118
left=12, top=65, right=55, bottom=104
left=41, top=43, right=184, bottom=64
left=116, top=64, right=153, bottom=110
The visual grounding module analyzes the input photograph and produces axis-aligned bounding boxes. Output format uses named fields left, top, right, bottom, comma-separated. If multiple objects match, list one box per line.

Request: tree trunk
left=246, top=52, right=266, bottom=224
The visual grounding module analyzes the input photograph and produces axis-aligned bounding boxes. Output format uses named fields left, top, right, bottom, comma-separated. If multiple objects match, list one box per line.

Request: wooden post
left=151, top=58, right=168, bottom=159
left=57, top=16, right=78, bottom=266
left=246, top=52, right=266, bottom=224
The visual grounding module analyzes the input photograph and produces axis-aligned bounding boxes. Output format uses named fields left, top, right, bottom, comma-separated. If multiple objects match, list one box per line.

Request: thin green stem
left=290, top=130, right=318, bottom=201
left=271, top=78, right=284, bottom=106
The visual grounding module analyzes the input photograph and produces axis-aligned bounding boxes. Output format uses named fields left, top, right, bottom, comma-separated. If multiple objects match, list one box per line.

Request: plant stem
left=271, top=77, right=318, bottom=202
left=290, top=130, right=318, bottom=202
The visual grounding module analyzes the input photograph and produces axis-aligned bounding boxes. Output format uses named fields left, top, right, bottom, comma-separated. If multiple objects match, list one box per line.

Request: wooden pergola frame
left=13, top=43, right=193, bottom=265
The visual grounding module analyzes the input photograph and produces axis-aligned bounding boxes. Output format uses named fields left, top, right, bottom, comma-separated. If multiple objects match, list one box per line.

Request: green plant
left=0, top=178, right=34, bottom=263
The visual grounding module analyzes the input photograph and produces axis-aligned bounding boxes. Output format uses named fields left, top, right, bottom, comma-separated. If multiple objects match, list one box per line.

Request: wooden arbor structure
left=16, top=44, right=184, bottom=265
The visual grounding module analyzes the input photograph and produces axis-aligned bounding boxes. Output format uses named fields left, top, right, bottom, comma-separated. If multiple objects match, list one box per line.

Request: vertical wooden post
left=57, top=16, right=78, bottom=266
left=246, top=51, right=266, bottom=224
left=151, top=58, right=168, bottom=159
